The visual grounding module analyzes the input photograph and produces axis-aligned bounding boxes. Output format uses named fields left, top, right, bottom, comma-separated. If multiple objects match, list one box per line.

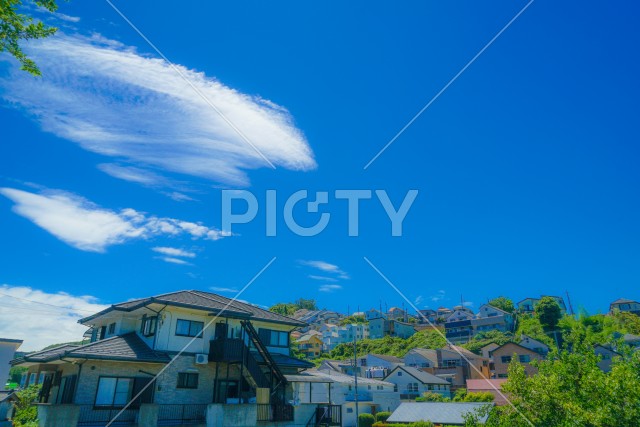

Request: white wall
left=0, top=340, right=21, bottom=390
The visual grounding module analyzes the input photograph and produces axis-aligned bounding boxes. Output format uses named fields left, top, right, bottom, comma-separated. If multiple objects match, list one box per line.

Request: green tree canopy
left=1, top=0, right=60, bottom=76
left=489, top=296, right=515, bottom=313
left=535, top=297, right=562, bottom=332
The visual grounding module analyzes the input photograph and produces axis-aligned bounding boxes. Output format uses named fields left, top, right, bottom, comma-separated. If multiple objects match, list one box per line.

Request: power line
left=0, top=292, right=99, bottom=313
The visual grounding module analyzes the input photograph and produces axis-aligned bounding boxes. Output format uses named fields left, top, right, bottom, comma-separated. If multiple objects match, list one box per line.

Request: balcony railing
left=400, top=392, right=421, bottom=400
left=77, top=405, right=138, bottom=426
left=256, top=404, right=294, bottom=422
left=344, top=391, right=373, bottom=401
left=157, top=404, right=207, bottom=426
left=209, top=338, right=245, bottom=363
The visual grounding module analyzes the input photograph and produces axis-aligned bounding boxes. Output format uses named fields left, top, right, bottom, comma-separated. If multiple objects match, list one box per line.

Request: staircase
left=240, top=320, right=288, bottom=391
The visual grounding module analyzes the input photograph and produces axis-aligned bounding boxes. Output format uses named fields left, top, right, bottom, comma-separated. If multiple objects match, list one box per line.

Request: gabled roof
left=368, top=353, right=404, bottom=364
left=79, top=290, right=305, bottom=327
left=12, top=334, right=170, bottom=365
left=253, top=352, right=314, bottom=369
left=66, top=333, right=171, bottom=363
left=385, top=365, right=450, bottom=385
left=489, top=342, right=538, bottom=357
left=308, top=369, right=394, bottom=386
left=388, top=402, right=493, bottom=424
left=479, top=304, right=511, bottom=316
left=11, top=344, right=80, bottom=365
left=610, top=298, right=639, bottom=305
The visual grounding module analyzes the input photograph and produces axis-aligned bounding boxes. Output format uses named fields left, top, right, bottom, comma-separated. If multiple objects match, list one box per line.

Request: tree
left=295, top=298, right=318, bottom=311
left=9, top=366, right=27, bottom=384
left=535, top=297, right=562, bottom=332
left=416, top=392, right=447, bottom=402
left=0, top=0, right=60, bottom=76
left=12, top=384, right=41, bottom=426
left=358, top=413, right=375, bottom=427
left=489, top=297, right=515, bottom=313
left=268, top=303, right=297, bottom=316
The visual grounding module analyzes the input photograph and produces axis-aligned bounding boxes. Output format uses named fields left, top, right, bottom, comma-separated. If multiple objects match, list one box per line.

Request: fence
left=157, top=404, right=207, bottom=425
left=77, top=405, right=138, bottom=426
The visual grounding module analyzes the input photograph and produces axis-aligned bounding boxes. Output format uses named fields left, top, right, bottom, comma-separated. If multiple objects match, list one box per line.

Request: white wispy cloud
left=299, top=260, right=349, bottom=279
left=0, top=284, right=108, bottom=351
left=318, top=284, right=342, bottom=293
left=1, top=33, right=316, bottom=187
left=308, top=275, right=338, bottom=282
left=463, top=301, right=474, bottom=307
left=152, top=247, right=196, bottom=258
left=430, top=290, right=446, bottom=302
left=156, top=256, right=191, bottom=266
left=414, top=295, right=424, bottom=306
left=210, top=286, right=240, bottom=294
left=0, top=187, right=230, bottom=252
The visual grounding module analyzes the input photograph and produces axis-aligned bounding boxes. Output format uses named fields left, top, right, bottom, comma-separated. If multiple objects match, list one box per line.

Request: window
left=519, top=355, right=531, bottom=363
left=95, top=377, right=133, bottom=407
left=141, top=316, right=157, bottom=337
left=176, top=319, right=204, bottom=338
left=501, top=356, right=512, bottom=364
left=177, top=373, right=199, bottom=389
left=346, top=408, right=353, bottom=413
left=498, top=374, right=508, bottom=378
left=397, top=371, right=402, bottom=376
left=108, top=323, right=116, bottom=334
left=421, top=362, right=429, bottom=367
left=407, top=383, right=419, bottom=392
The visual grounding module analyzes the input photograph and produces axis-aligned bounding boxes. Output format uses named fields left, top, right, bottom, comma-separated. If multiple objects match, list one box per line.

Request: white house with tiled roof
left=12, top=290, right=342, bottom=427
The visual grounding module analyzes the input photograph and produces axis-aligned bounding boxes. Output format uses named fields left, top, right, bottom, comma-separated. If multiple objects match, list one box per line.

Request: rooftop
left=388, top=402, right=493, bottom=424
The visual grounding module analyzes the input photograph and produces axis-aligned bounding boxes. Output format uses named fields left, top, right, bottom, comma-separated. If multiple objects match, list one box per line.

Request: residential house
left=364, top=308, right=387, bottom=321
left=321, top=323, right=369, bottom=352
left=480, top=343, right=500, bottom=360
left=609, top=298, right=640, bottom=316
left=594, top=345, right=621, bottom=373
left=387, top=402, right=493, bottom=425
left=404, top=348, right=438, bottom=369
left=387, top=307, right=408, bottom=321
left=423, top=345, right=490, bottom=390
left=384, top=366, right=451, bottom=400
left=0, top=338, right=22, bottom=391
left=369, top=317, right=415, bottom=339
left=436, top=307, right=454, bottom=321
left=11, top=290, right=347, bottom=427
left=309, top=369, right=400, bottom=427
left=416, top=309, right=438, bottom=324
left=517, top=296, right=567, bottom=315
left=360, top=354, right=404, bottom=371
left=296, top=333, right=323, bottom=359
left=490, top=342, right=543, bottom=378
left=466, top=379, right=509, bottom=406
left=444, top=304, right=514, bottom=344
left=518, top=334, right=549, bottom=357
left=293, top=309, right=342, bottom=333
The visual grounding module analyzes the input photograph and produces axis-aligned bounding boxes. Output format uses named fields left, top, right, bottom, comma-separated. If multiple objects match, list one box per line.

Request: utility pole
left=566, top=291, right=575, bottom=316
left=353, top=334, right=359, bottom=427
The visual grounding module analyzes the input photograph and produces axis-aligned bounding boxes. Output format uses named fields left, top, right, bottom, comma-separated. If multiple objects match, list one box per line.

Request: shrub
left=417, top=391, right=446, bottom=402
left=410, top=421, right=434, bottom=427
left=376, top=411, right=392, bottom=422
left=12, top=384, right=41, bottom=427
left=359, top=413, right=376, bottom=427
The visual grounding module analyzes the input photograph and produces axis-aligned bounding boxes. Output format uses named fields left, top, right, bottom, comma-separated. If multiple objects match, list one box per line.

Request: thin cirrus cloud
left=0, top=33, right=316, bottom=188
left=152, top=247, right=197, bottom=266
left=299, top=260, right=350, bottom=279
left=210, top=286, right=240, bottom=294
left=0, top=187, right=230, bottom=253
left=318, top=284, right=343, bottom=293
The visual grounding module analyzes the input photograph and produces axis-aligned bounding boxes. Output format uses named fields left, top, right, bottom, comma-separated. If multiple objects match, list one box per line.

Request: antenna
left=566, top=291, right=575, bottom=316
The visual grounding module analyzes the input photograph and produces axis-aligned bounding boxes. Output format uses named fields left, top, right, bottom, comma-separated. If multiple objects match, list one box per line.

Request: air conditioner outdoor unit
left=195, top=354, right=208, bottom=365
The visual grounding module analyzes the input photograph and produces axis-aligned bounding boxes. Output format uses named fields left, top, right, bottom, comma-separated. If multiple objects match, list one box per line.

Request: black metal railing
left=209, top=338, right=245, bottom=363
left=314, top=405, right=342, bottom=426
left=157, top=404, right=207, bottom=426
left=256, top=404, right=294, bottom=422
left=77, top=405, right=138, bottom=426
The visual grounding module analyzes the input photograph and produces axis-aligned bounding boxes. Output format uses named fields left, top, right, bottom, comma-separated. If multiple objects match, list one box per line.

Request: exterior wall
left=519, top=336, right=549, bottom=356
left=297, top=336, right=322, bottom=359
left=404, top=350, right=437, bottom=368
left=384, top=369, right=450, bottom=399
left=481, top=343, right=500, bottom=359
left=0, top=340, right=22, bottom=390
left=389, top=321, right=415, bottom=339
left=611, top=300, right=640, bottom=315
left=364, top=355, right=401, bottom=371
left=368, top=318, right=386, bottom=339
left=491, top=343, right=542, bottom=378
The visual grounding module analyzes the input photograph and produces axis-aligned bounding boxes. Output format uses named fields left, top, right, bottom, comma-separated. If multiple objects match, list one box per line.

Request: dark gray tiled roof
left=252, top=352, right=314, bottom=369
left=388, top=402, right=493, bottom=424
left=80, top=290, right=305, bottom=327
left=66, top=333, right=170, bottom=363
left=11, top=344, right=80, bottom=365
left=386, top=366, right=450, bottom=385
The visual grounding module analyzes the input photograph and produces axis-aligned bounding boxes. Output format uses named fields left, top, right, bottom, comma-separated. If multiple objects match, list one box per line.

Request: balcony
left=209, top=338, right=245, bottom=363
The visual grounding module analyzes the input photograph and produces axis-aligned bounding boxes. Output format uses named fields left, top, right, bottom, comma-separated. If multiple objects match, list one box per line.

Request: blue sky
left=1, top=1, right=639, bottom=349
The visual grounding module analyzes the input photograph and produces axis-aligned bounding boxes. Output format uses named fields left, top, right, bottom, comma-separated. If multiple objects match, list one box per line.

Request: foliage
left=9, top=366, right=27, bottom=383
left=416, top=391, right=448, bottom=402
left=485, top=327, right=640, bottom=426
left=268, top=298, right=318, bottom=316
left=12, top=384, right=40, bottom=426
left=535, top=297, right=562, bottom=332
left=0, top=0, right=60, bottom=76
left=515, top=315, right=555, bottom=348
left=358, top=413, right=375, bottom=427
left=372, top=422, right=434, bottom=427
left=462, top=330, right=513, bottom=354
left=340, top=314, right=367, bottom=325
left=489, top=296, right=515, bottom=313
left=375, top=411, right=392, bottom=422
left=328, top=328, right=445, bottom=360
left=41, top=340, right=85, bottom=351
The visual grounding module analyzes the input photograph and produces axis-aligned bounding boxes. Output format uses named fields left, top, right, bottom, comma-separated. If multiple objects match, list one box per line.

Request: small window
left=108, top=323, right=116, bottom=334
left=176, top=319, right=204, bottom=338
left=177, top=373, right=199, bottom=389
left=95, top=377, right=133, bottom=407
left=397, top=371, right=402, bottom=376
left=141, top=316, right=157, bottom=337
left=501, top=356, right=512, bottom=364
left=346, top=408, right=353, bottom=413
left=519, top=355, right=531, bottom=363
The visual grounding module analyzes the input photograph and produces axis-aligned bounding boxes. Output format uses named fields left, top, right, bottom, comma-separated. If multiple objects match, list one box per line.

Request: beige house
left=296, top=333, right=323, bottom=359
left=489, top=342, right=543, bottom=378
left=12, top=290, right=343, bottom=427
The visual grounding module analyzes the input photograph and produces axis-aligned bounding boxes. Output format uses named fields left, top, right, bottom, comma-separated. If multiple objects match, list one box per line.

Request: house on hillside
left=517, top=296, right=567, bottom=315
left=293, top=309, right=342, bottom=333
left=594, top=345, right=621, bottom=373
left=404, top=348, right=438, bottom=369
left=388, top=402, right=493, bottom=426
left=369, top=317, right=415, bottom=339
left=489, top=342, right=543, bottom=378
left=364, top=308, right=387, bottom=321
left=518, top=334, right=549, bottom=356
left=466, top=378, right=509, bottom=406
left=384, top=366, right=451, bottom=400
left=296, top=333, right=323, bottom=359
left=421, top=345, right=490, bottom=390
left=609, top=298, right=640, bottom=316
left=444, top=304, right=514, bottom=344
left=11, top=290, right=345, bottom=427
